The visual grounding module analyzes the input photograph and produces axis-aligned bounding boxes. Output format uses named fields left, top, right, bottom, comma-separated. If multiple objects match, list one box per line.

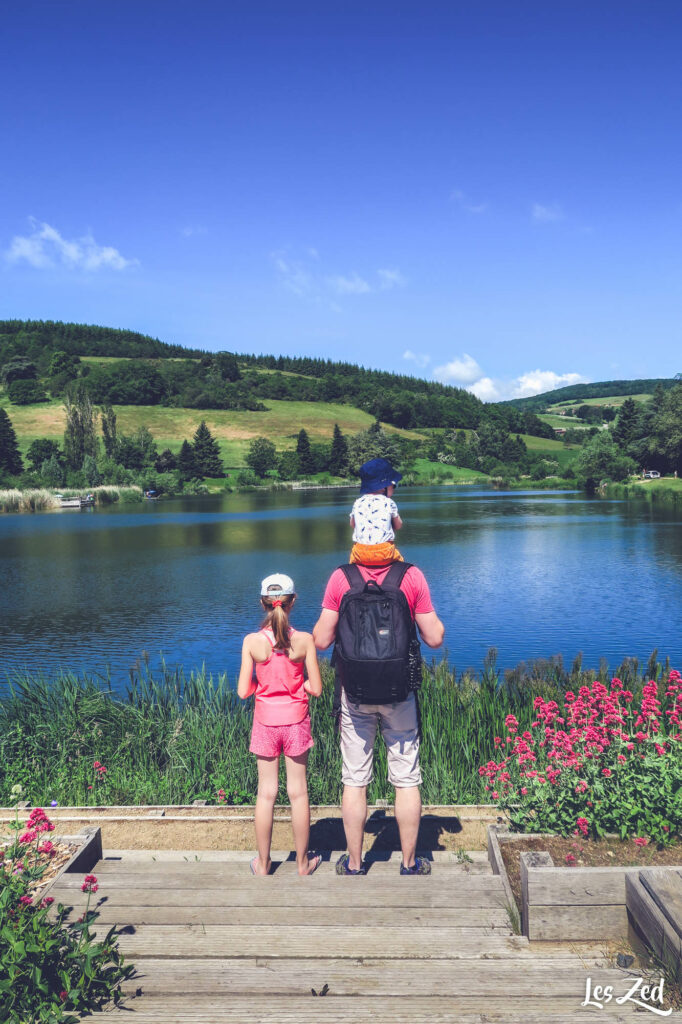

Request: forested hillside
left=0, top=319, right=554, bottom=437
left=503, top=377, right=677, bottom=412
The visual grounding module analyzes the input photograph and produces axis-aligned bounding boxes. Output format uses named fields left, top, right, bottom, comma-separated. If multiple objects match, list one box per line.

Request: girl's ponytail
left=261, top=594, right=295, bottom=650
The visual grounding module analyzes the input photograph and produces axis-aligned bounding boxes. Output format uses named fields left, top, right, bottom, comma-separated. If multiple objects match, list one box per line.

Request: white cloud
left=532, top=202, right=564, bottom=223
left=378, top=267, right=407, bottom=290
left=467, top=377, right=501, bottom=401
left=403, top=349, right=430, bottom=369
left=5, top=218, right=137, bottom=270
left=327, top=272, right=372, bottom=295
left=511, top=369, right=585, bottom=398
left=450, top=189, right=488, bottom=214
left=433, top=353, right=483, bottom=385
left=271, top=251, right=314, bottom=297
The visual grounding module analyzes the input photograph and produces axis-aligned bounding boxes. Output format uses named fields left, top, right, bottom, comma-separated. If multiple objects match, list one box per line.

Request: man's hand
left=313, top=608, right=339, bottom=650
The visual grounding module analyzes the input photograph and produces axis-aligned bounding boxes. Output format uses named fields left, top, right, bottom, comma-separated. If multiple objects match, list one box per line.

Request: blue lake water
left=0, top=486, right=680, bottom=693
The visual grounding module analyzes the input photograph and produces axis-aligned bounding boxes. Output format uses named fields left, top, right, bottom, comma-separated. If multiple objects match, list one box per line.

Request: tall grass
left=0, top=489, right=60, bottom=513
left=0, top=650, right=668, bottom=807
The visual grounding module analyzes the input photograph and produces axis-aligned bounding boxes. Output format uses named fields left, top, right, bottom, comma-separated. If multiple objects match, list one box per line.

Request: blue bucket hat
left=359, top=457, right=403, bottom=495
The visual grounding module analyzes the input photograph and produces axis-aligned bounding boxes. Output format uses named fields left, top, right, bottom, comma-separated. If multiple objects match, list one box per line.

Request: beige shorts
left=339, top=690, right=422, bottom=788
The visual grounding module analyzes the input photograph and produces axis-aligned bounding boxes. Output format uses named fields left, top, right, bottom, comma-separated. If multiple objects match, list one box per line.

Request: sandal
left=400, top=856, right=431, bottom=875
left=250, top=856, right=270, bottom=876
left=301, top=852, right=322, bottom=876
left=335, top=853, right=366, bottom=876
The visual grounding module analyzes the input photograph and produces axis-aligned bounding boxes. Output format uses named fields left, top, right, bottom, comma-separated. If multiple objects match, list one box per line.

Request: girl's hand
left=237, top=636, right=257, bottom=698
left=303, top=635, right=323, bottom=697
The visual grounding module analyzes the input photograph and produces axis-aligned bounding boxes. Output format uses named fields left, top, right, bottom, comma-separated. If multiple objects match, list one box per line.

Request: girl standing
left=238, top=573, right=322, bottom=876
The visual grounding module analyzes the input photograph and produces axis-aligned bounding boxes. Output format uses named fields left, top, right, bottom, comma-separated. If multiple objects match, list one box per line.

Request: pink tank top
left=253, top=628, right=308, bottom=726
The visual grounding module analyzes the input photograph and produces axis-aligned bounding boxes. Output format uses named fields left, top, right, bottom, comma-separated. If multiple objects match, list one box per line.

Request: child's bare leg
left=284, top=752, right=316, bottom=875
left=254, top=756, right=278, bottom=875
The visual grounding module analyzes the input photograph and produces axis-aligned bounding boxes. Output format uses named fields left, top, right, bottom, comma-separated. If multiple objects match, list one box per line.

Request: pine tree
left=329, top=423, right=349, bottom=476
left=0, top=408, right=23, bottom=475
left=177, top=440, right=198, bottom=480
left=192, top=421, right=224, bottom=477
left=296, top=428, right=315, bottom=475
left=612, top=397, right=638, bottom=451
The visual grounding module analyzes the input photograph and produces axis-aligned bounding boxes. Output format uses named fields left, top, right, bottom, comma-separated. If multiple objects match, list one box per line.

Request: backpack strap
left=381, top=561, right=413, bottom=590
left=338, top=564, right=365, bottom=591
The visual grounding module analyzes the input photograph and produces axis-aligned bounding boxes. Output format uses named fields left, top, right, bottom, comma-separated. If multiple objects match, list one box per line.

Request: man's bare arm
left=415, top=611, right=445, bottom=648
left=313, top=608, right=339, bottom=650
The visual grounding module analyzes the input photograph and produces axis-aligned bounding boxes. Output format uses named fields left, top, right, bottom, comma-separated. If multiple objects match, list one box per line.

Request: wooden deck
left=50, top=849, right=663, bottom=1022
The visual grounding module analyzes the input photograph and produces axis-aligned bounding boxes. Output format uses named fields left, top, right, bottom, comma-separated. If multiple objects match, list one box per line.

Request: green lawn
left=538, top=413, right=589, bottom=429
left=409, top=458, right=489, bottom=482
left=548, top=393, right=651, bottom=410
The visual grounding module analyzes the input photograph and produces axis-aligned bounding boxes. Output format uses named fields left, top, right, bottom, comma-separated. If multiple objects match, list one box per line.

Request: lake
left=0, top=486, right=680, bottom=694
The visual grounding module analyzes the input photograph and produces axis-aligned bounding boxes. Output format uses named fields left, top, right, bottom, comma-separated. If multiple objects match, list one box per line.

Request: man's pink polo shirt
left=322, top=564, right=434, bottom=619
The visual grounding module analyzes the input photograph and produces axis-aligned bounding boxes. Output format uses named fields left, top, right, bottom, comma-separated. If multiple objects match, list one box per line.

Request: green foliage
left=1, top=358, right=37, bottom=385
left=245, top=436, right=277, bottom=477
left=576, top=431, right=636, bottom=484
left=192, top=421, right=223, bottom=478
left=0, top=409, right=23, bottom=475
left=177, top=440, right=198, bottom=481
left=41, top=454, right=65, bottom=487
left=82, top=454, right=102, bottom=487
left=0, top=806, right=133, bottom=1023
left=154, top=448, right=177, bottom=473
left=295, top=428, right=315, bottom=475
left=277, top=450, right=300, bottom=480
left=329, top=423, right=349, bottom=476
left=27, top=439, right=62, bottom=471
left=114, top=426, right=158, bottom=471
left=63, top=385, right=98, bottom=471
left=7, top=379, right=49, bottom=404
left=346, top=425, right=401, bottom=475
left=648, top=383, right=682, bottom=476
left=100, top=405, right=117, bottom=459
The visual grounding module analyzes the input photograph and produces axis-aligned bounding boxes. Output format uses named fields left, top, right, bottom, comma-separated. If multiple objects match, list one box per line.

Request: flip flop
left=304, top=852, right=322, bottom=875
left=250, top=856, right=261, bottom=875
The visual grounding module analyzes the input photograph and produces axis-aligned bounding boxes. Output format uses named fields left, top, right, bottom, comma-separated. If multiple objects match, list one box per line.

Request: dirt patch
left=1, top=839, right=78, bottom=899
left=500, top=834, right=682, bottom=909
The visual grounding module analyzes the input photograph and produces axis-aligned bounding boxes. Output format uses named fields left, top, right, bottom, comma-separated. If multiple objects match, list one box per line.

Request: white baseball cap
left=260, top=573, right=295, bottom=597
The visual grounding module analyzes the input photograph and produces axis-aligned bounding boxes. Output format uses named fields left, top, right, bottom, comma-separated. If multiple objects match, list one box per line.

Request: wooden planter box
left=38, top=826, right=102, bottom=901
left=488, top=826, right=641, bottom=942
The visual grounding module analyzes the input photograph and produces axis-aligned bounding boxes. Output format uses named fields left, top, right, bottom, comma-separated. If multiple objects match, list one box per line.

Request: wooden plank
left=93, top=858, right=492, bottom=876
left=55, top=904, right=512, bottom=928
left=640, top=868, right=682, bottom=940
left=525, top=865, right=639, bottom=907
left=87, top=995, right=645, bottom=1022
left=527, top=903, right=629, bottom=941
left=117, top=957, right=645, bottom=997
left=55, top=868, right=503, bottom=889
left=626, top=874, right=682, bottom=979
left=98, top=924, right=530, bottom=958
left=48, top=883, right=508, bottom=908
left=520, top=850, right=552, bottom=937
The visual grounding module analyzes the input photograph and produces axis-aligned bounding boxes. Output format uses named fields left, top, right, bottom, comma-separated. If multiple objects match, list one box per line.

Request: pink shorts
left=249, top=715, right=314, bottom=758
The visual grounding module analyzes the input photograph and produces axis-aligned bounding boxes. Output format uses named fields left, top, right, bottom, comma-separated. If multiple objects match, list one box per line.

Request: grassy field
left=2, top=397, right=424, bottom=467
left=548, top=393, right=652, bottom=410
left=538, top=412, right=589, bottom=429
left=409, top=458, right=489, bottom=482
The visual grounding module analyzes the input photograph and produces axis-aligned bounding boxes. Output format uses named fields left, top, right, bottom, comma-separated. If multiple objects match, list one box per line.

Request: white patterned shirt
left=350, top=494, right=399, bottom=544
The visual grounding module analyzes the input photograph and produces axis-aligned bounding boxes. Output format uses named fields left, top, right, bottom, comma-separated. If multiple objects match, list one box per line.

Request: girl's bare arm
left=302, top=633, right=323, bottom=696
left=392, top=514, right=403, bottom=530
left=237, top=636, right=257, bottom=698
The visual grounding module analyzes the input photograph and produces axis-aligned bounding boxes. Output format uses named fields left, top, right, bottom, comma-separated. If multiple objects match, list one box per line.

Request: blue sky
left=2, top=0, right=681, bottom=399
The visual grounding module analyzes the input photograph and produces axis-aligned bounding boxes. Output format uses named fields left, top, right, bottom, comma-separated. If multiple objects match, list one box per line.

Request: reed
left=0, top=489, right=60, bottom=513
left=0, top=651, right=666, bottom=807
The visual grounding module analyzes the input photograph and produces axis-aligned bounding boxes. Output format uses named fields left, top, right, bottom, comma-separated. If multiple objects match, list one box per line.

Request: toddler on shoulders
left=350, top=457, right=404, bottom=566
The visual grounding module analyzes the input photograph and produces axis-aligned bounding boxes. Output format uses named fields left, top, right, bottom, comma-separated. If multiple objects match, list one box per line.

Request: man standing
left=313, top=560, right=444, bottom=875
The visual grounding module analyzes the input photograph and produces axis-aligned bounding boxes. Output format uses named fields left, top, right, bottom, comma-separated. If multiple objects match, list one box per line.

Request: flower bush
left=0, top=807, right=133, bottom=1023
left=479, top=669, right=682, bottom=844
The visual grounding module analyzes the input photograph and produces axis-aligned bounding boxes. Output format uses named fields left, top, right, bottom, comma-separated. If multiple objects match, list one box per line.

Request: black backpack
left=332, top=562, right=422, bottom=705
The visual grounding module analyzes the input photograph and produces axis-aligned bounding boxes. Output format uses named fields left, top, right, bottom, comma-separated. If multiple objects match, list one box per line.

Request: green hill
left=501, top=378, right=676, bottom=412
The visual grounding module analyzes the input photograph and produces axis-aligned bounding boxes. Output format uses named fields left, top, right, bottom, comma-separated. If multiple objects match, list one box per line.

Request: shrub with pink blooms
left=0, top=808, right=133, bottom=1023
left=479, top=670, right=682, bottom=844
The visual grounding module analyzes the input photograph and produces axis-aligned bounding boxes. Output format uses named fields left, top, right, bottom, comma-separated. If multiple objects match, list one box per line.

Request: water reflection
left=0, top=486, right=680, bottom=692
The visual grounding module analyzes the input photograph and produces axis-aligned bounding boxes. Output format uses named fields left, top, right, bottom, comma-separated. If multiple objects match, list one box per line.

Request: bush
left=480, top=669, right=682, bottom=844
left=0, top=805, right=134, bottom=1022
left=7, top=379, right=49, bottom=404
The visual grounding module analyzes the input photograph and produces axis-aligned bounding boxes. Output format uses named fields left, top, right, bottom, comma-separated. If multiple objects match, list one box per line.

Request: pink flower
left=634, top=837, right=648, bottom=847
left=520, top=787, right=528, bottom=795
left=41, top=896, right=54, bottom=908
left=491, top=791, right=499, bottom=800
left=81, top=873, right=98, bottom=893
left=39, top=841, right=54, bottom=855
left=601, top=768, right=612, bottom=777
left=19, top=895, right=32, bottom=905
left=565, top=854, right=576, bottom=864
left=575, top=817, right=589, bottom=837
left=19, top=829, right=37, bottom=844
